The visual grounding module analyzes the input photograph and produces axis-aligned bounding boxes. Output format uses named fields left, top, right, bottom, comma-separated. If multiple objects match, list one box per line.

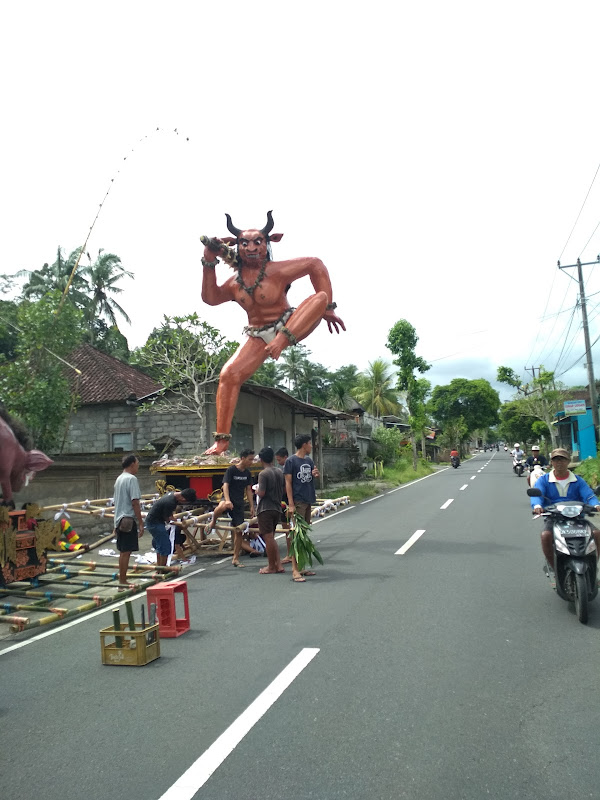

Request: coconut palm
left=17, top=246, right=88, bottom=306
left=277, top=345, right=309, bottom=394
left=250, top=360, right=283, bottom=388
left=80, top=249, right=133, bottom=341
left=353, top=359, right=400, bottom=418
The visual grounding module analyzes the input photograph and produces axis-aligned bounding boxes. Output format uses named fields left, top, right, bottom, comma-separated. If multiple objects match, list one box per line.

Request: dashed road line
left=440, top=499, right=454, bottom=510
left=395, top=529, right=426, bottom=555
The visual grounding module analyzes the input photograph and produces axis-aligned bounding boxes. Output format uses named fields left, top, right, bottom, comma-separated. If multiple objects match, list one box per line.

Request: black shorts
left=230, top=505, right=245, bottom=527
left=258, top=509, right=280, bottom=536
left=116, top=520, right=139, bottom=553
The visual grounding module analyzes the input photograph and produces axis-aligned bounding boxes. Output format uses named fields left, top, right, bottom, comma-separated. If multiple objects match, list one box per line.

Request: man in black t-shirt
left=209, top=449, right=256, bottom=567
left=284, top=433, right=319, bottom=582
left=146, top=487, right=197, bottom=567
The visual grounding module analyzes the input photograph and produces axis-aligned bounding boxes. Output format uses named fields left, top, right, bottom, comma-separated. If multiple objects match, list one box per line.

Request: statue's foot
left=265, top=333, right=288, bottom=361
left=204, top=439, right=230, bottom=455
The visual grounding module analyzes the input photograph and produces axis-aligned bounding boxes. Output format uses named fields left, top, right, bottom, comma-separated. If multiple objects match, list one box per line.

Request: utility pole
left=558, top=256, right=600, bottom=442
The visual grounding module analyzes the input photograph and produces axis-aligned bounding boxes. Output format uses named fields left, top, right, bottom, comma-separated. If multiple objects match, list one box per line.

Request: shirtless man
left=201, top=211, right=345, bottom=454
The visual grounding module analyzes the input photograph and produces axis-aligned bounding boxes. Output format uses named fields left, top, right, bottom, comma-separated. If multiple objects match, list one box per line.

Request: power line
left=558, top=159, right=600, bottom=262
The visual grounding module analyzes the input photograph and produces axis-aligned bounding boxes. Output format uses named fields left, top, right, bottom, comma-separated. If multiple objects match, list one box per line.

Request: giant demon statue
left=200, top=211, right=345, bottom=454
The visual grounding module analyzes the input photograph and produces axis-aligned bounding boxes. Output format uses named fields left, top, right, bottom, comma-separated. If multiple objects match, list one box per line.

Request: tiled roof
left=68, top=344, right=162, bottom=404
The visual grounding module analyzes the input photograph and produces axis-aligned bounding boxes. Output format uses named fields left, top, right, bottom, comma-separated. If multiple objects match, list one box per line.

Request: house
left=62, top=345, right=355, bottom=479
left=553, top=389, right=597, bottom=461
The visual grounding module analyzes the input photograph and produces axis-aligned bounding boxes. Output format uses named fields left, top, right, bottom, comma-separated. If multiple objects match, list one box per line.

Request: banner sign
left=564, top=399, right=587, bottom=416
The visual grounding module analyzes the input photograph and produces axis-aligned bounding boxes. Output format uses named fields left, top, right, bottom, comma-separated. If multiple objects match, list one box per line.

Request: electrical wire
left=559, top=159, right=600, bottom=262
left=555, top=331, right=600, bottom=379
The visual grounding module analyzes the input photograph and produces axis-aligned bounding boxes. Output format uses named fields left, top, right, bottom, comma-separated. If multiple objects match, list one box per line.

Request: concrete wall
left=12, top=454, right=160, bottom=539
left=63, top=394, right=315, bottom=457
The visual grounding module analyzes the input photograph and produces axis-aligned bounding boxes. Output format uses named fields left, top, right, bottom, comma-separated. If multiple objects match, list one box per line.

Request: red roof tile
left=68, top=344, right=162, bottom=404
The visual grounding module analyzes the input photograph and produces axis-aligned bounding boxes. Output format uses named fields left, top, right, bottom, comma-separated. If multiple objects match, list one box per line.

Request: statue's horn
left=261, top=210, right=274, bottom=237
left=225, top=213, right=242, bottom=237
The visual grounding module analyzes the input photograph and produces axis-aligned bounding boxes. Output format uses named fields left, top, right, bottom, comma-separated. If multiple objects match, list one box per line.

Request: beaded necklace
left=235, top=260, right=268, bottom=297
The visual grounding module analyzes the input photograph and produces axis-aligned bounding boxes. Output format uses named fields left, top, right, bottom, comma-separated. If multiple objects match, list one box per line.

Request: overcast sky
left=3, top=0, right=600, bottom=402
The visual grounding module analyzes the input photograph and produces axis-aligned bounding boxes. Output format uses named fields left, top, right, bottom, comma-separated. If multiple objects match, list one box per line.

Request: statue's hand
left=203, top=236, right=224, bottom=257
left=324, top=312, right=346, bottom=334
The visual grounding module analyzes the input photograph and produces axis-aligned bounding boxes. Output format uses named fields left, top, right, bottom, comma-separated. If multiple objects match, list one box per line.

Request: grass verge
left=318, top=460, right=434, bottom=504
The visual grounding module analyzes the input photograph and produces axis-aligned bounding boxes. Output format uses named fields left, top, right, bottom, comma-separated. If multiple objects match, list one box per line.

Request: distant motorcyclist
left=450, top=448, right=460, bottom=467
left=525, top=445, right=547, bottom=469
left=531, top=447, right=600, bottom=570
left=511, top=443, right=525, bottom=460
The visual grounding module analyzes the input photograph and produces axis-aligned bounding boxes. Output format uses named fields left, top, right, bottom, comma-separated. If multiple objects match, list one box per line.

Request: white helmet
left=532, top=445, right=540, bottom=451
left=514, top=443, right=520, bottom=448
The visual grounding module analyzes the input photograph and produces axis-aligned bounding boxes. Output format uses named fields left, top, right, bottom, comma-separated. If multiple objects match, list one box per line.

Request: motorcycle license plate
left=562, top=526, right=587, bottom=537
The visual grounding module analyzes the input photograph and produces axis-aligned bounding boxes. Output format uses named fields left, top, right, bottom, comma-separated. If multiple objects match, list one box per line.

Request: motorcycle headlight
left=555, top=504, right=582, bottom=518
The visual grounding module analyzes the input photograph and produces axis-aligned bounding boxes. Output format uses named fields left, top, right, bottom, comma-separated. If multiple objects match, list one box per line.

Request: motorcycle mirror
left=527, top=488, right=542, bottom=497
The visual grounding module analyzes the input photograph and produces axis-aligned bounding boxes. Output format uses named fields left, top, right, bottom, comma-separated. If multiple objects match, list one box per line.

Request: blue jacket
left=531, top=471, right=600, bottom=510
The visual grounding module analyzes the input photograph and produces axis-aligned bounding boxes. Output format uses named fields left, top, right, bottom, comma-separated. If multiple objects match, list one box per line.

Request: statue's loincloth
left=243, top=308, right=295, bottom=344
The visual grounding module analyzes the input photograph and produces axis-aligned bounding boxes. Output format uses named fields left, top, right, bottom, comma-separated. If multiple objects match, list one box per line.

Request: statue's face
left=238, top=229, right=268, bottom=266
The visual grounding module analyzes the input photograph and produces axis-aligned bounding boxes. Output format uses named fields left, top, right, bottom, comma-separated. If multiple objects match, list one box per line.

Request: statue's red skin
left=201, top=230, right=346, bottom=454
left=0, top=418, right=53, bottom=504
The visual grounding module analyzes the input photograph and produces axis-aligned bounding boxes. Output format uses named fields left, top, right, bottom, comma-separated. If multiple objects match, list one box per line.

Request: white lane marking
left=387, top=469, right=448, bottom=494
left=440, top=499, right=454, bottom=510
left=459, top=484, right=468, bottom=491
left=477, top=470, right=482, bottom=473
left=395, top=529, right=426, bottom=555
left=470, top=476, right=477, bottom=480
left=158, top=648, right=320, bottom=799
left=361, top=495, right=383, bottom=505
left=214, top=558, right=229, bottom=564
left=0, top=568, right=205, bottom=657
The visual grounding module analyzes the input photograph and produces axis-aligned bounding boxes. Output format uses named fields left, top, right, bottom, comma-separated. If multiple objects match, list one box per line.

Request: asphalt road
left=2, top=451, right=600, bottom=800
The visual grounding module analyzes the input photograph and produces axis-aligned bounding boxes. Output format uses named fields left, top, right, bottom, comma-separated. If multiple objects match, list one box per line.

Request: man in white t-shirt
left=113, top=454, right=144, bottom=584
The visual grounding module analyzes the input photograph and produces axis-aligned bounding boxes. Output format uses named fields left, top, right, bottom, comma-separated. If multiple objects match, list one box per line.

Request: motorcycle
left=528, top=487, right=598, bottom=624
left=513, top=455, right=526, bottom=477
left=450, top=455, right=460, bottom=469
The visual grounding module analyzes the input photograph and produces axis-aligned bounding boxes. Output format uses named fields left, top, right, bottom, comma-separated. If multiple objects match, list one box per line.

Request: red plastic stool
left=147, top=580, right=190, bottom=637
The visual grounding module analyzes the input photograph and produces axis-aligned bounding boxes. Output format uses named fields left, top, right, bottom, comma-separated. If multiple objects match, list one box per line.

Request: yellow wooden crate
left=100, top=622, right=160, bottom=666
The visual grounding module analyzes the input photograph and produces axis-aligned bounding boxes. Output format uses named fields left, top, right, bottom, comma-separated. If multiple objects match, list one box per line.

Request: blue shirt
left=531, top=471, right=600, bottom=511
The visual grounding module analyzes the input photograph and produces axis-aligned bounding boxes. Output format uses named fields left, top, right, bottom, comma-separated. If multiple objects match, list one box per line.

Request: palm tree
left=353, top=359, right=400, bottom=418
left=250, top=360, right=282, bottom=388
left=277, top=345, right=309, bottom=394
left=80, top=249, right=133, bottom=341
left=327, top=379, right=355, bottom=411
left=17, top=246, right=88, bottom=306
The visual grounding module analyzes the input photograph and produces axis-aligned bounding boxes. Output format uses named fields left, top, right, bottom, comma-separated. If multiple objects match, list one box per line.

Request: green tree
left=372, top=425, right=406, bottom=465
left=250, top=360, right=282, bottom=388
left=132, top=314, right=237, bottom=450
left=17, top=247, right=88, bottom=307
left=428, top=378, right=500, bottom=436
left=277, top=345, right=309, bottom=395
left=496, top=366, right=566, bottom=448
left=353, top=359, right=400, bottom=418
left=79, top=249, right=134, bottom=341
left=498, top=400, right=539, bottom=448
left=0, top=299, right=20, bottom=362
left=386, top=319, right=431, bottom=469
left=327, top=364, right=360, bottom=410
left=0, top=291, right=85, bottom=451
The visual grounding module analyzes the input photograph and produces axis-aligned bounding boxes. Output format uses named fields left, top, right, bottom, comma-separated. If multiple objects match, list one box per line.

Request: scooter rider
left=511, top=443, right=525, bottom=460
left=525, top=445, right=547, bottom=469
left=531, top=447, right=600, bottom=571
